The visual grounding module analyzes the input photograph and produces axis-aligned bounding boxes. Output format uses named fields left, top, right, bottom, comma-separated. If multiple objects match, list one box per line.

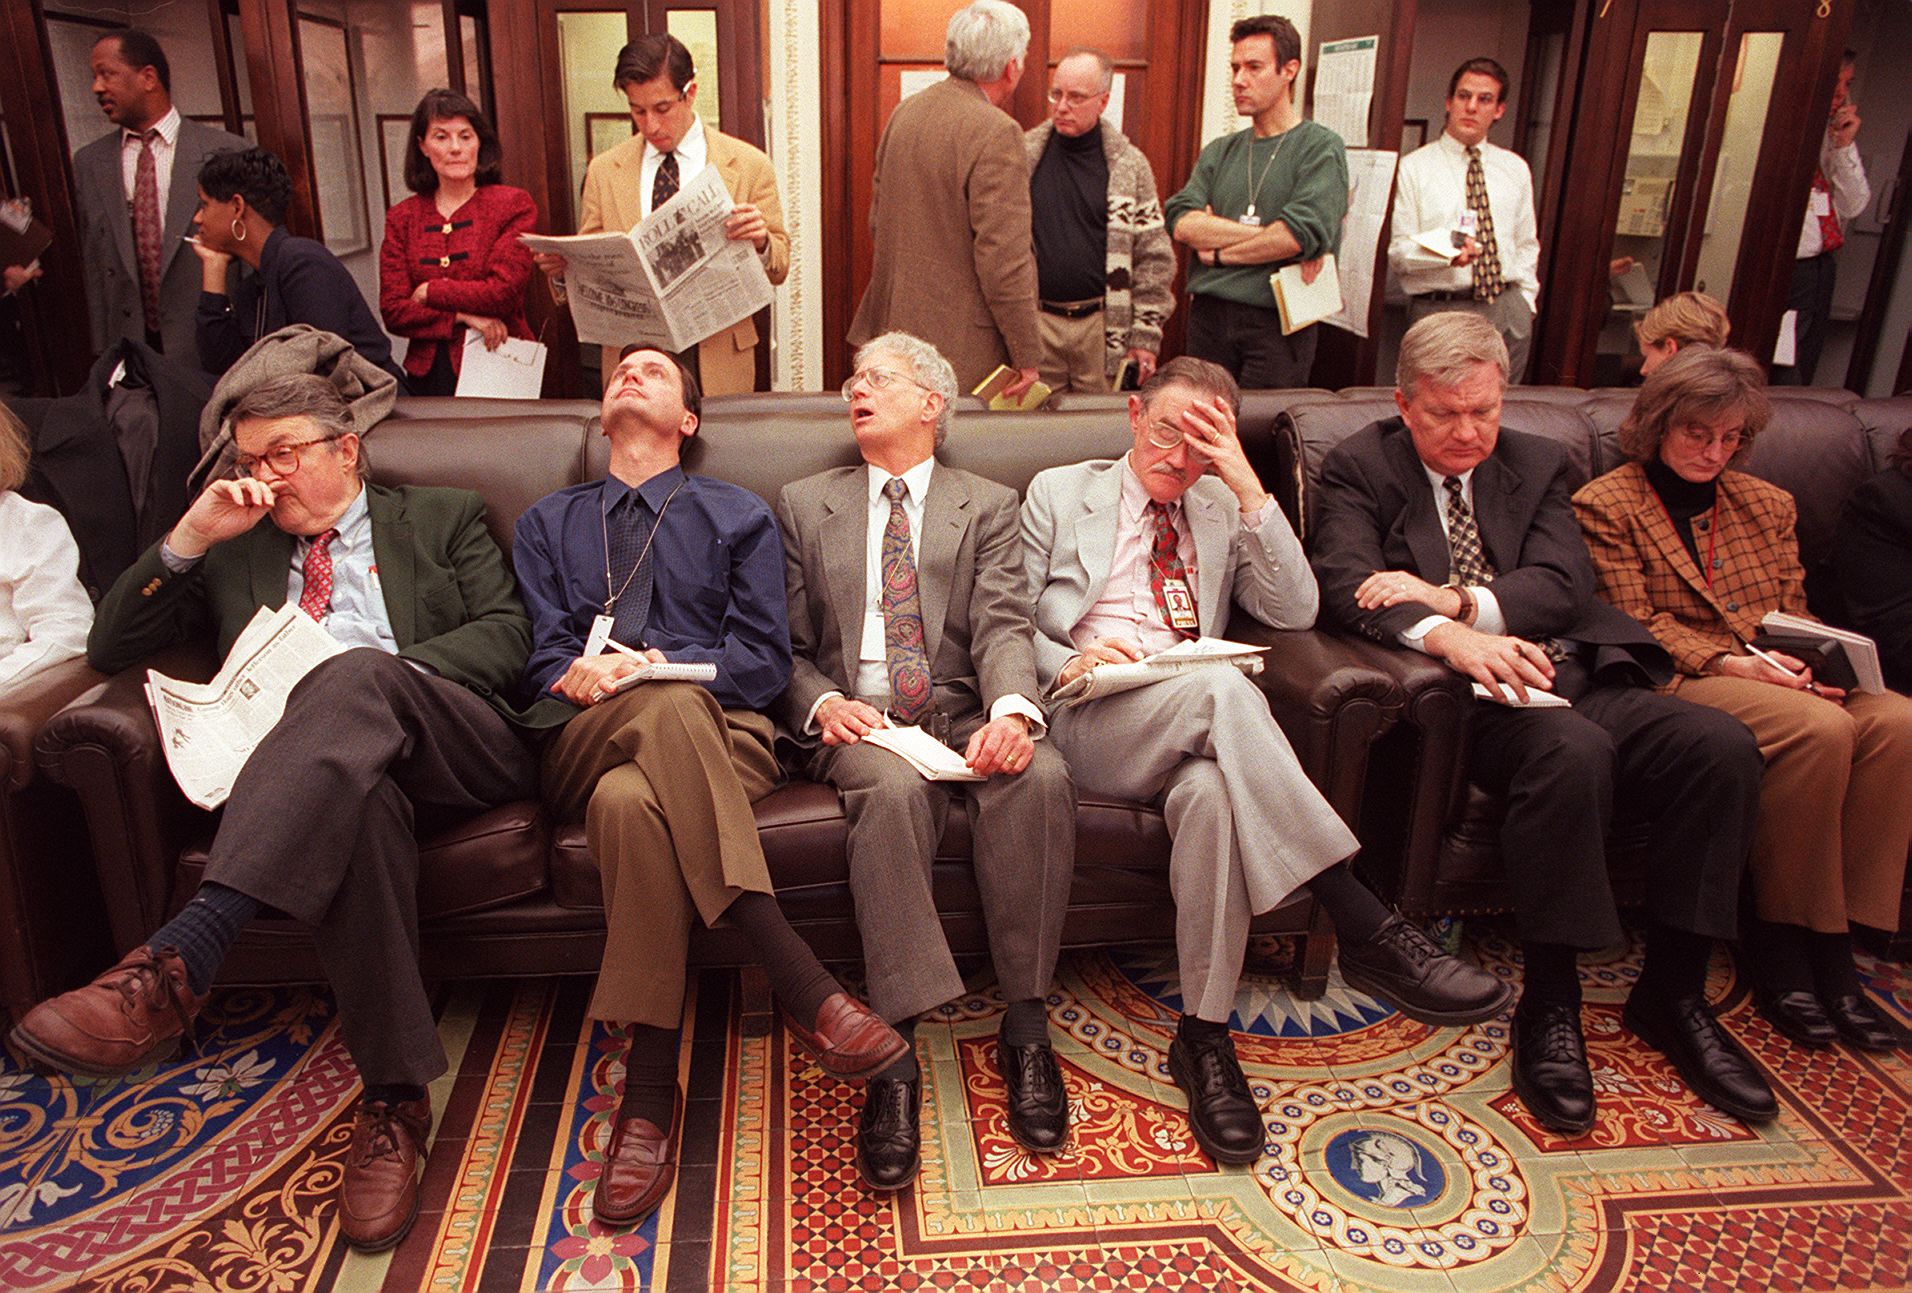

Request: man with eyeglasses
left=1309, top=311, right=1772, bottom=1136
left=1021, top=355, right=1511, bottom=1168
left=531, top=34, right=787, bottom=395
left=1021, top=47, right=1174, bottom=393
left=11, top=373, right=556, bottom=1251
left=771, top=331, right=1074, bottom=1189
left=849, top=1, right=1043, bottom=398
left=512, top=344, right=904, bottom=1226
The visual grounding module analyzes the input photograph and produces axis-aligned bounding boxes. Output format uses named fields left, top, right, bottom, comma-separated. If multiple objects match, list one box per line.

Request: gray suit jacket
left=1021, top=458, right=1318, bottom=694
left=774, top=462, right=1039, bottom=741
left=74, top=117, right=249, bottom=369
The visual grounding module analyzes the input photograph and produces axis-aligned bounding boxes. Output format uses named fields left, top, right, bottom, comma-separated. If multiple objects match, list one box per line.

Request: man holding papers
left=1021, top=355, right=1508, bottom=1168
left=9, top=374, right=550, bottom=1252
left=513, top=345, right=903, bottom=1228
left=773, top=332, right=1074, bottom=1190
left=1310, top=312, right=1773, bottom=1135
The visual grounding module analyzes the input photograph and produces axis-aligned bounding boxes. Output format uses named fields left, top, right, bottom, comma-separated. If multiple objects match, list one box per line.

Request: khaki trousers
left=1676, top=677, right=1912, bottom=931
left=1036, top=305, right=1107, bottom=392
left=542, top=682, right=781, bottom=1025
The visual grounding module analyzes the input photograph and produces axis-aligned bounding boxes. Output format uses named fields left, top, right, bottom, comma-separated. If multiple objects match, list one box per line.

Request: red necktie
left=298, top=529, right=339, bottom=621
left=1146, top=501, right=1197, bottom=641
left=1811, top=170, right=1844, bottom=254
left=133, top=129, right=164, bottom=334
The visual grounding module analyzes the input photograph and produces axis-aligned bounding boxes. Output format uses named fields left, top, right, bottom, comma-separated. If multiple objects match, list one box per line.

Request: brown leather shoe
left=781, top=992, right=908, bottom=1082
left=338, top=1096, right=431, bottom=1251
left=594, top=1087, right=682, bottom=1226
left=8, top=946, right=204, bottom=1078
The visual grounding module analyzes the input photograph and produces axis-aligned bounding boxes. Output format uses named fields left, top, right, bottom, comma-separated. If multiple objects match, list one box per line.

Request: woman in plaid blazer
left=1572, top=347, right=1912, bottom=1055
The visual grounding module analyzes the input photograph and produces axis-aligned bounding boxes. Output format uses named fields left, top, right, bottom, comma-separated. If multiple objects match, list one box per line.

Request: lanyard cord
left=600, top=478, right=686, bottom=614
left=1238, top=125, right=1293, bottom=218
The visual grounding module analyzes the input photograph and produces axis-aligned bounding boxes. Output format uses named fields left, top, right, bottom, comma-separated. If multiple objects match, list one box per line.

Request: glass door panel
left=1691, top=31, right=1783, bottom=304
left=557, top=10, right=634, bottom=203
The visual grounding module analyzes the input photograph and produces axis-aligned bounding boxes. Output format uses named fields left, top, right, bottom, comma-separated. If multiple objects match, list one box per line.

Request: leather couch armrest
left=0, top=658, right=106, bottom=792
left=36, top=642, right=218, bottom=949
left=1223, top=618, right=1404, bottom=825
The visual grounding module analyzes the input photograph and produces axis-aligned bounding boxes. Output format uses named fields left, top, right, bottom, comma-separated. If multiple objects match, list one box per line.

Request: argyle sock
left=999, top=998, right=1049, bottom=1049
left=1741, top=914, right=1814, bottom=995
left=146, top=882, right=260, bottom=995
left=873, top=1018, right=919, bottom=1084
left=1807, top=930, right=1864, bottom=999
left=723, top=891, right=837, bottom=1028
left=1635, top=924, right=1713, bottom=1002
left=362, top=1082, right=427, bottom=1107
left=618, top=1025, right=681, bottom=1129
left=1304, top=862, right=1390, bottom=944
left=1517, top=941, right=1583, bottom=1011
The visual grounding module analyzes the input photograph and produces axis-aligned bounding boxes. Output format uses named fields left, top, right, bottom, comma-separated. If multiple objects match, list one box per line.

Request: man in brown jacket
left=847, top=0, right=1042, bottom=399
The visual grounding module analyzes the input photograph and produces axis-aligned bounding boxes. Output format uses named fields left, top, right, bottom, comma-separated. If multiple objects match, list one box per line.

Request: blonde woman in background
left=1635, top=291, right=1730, bottom=376
left=0, top=404, right=92, bottom=693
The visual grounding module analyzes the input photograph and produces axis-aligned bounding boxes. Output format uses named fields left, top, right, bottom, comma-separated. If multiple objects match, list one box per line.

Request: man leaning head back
left=1125, top=356, right=1242, bottom=505
left=843, top=332, right=959, bottom=471
left=1393, top=311, right=1510, bottom=479
left=601, top=344, right=702, bottom=447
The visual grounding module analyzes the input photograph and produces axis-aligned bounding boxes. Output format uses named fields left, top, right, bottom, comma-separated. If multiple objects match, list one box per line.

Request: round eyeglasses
left=840, top=367, right=933, bottom=401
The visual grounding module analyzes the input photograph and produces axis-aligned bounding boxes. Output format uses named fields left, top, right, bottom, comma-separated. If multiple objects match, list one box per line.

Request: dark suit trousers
left=203, top=650, right=539, bottom=1086
left=809, top=707, right=1075, bottom=1024
left=1465, top=671, right=1760, bottom=949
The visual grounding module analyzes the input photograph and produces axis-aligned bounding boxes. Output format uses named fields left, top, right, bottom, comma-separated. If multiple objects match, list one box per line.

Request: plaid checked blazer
left=1572, top=462, right=1813, bottom=689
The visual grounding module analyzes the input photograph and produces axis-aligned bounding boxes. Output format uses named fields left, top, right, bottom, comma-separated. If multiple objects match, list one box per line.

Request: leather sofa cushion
left=366, top=417, right=591, bottom=556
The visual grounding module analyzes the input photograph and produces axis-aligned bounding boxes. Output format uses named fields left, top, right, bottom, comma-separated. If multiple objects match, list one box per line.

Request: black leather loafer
left=1338, top=914, right=1515, bottom=1025
left=1754, top=987, right=1836, bottom=1048
left=1000, top=1041, right=1068, bottom=1153
left=1167, top=1030, right=1263, bottom=1165
left=1624, top=990, right=1777, bottom=1123
left=1511, top=999, right=1595, bottom=1135
left=1822, top=993, right=1907, bottom=1052
left=856, top=1077, right=920, bottom=1190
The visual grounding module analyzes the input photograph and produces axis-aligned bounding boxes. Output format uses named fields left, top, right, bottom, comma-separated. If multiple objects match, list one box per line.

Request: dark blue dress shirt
left=512, top=465, right=792, bottom=711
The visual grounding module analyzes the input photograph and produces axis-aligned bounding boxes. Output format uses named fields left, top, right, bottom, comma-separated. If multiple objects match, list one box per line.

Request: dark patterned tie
left=297, top=529, right=339, bottom=621
left=133, top=129, right=164, bottom=334
left=1443, top=476, right=1495, bottom=586
left=1146, top=500, right=1197, bottom=641
left=652, top=151, right=680, bottom=211
left=880, top=478, right=933, bottom=723
left=1464, top=145, right=1504, bottom=303
left=608, top=493, right=657, bottom=646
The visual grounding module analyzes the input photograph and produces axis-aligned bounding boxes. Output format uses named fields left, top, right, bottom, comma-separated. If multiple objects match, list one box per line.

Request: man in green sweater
left=1164, top=15, right=1348, bottom=388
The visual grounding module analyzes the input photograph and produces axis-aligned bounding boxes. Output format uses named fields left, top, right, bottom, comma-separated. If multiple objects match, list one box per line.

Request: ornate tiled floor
left=3, top=925, right=1909, bottom=1291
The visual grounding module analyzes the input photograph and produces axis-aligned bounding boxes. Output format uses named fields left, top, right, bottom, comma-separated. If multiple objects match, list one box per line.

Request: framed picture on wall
left=1401, top=119, right=1428, bottom=152
left=377, top=114, right=413, bottom=212
left=586, top=113, right=634, bottom=162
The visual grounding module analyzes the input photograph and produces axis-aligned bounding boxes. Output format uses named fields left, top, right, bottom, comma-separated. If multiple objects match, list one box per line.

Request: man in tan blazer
left=533, top=34, right=788, bottom=395
left=848, top=1, right=1042, bottom=399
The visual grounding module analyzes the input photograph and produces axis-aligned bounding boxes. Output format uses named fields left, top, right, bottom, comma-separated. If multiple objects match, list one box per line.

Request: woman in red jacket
left=379, top=89, right=536, bottom=395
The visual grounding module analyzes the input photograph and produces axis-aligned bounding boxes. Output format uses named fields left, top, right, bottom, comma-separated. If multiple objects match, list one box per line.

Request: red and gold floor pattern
left=1, top=929, right=1908, bottom=1291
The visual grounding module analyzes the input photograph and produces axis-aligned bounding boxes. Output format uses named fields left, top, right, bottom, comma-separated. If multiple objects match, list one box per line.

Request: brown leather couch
left=35, top=394, right=1410, bottom=1009
left=1277, top=385, right=1883, bottom=919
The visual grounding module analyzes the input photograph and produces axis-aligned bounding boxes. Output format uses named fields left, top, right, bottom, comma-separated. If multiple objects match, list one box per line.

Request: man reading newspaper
left=9, top=373, right=557, bottom=1253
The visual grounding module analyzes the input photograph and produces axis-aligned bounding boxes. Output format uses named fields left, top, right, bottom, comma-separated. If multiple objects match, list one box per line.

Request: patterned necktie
left=1145, top=500, right=1197, bottom=641
left=1811, top=170, right=1844, bottom=253
left=652, top=151, right=680, bottom=211
left=1442, top=476, right=1495, bottom=586
left=1464, top=145, right=1504, bottom=303
left=298, top=529, right=339, bottom=621
left=608, top=493, right=657, bottom=646
left=880, top=478, right=934, bottom=723
left=133, top=128, right=164, bottom=334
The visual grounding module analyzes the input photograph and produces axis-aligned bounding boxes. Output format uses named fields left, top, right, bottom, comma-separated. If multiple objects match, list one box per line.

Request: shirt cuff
left=1472, top=586, right=1506, bottom=636
left=1399, top=614, right=1451, bottom=653
left=803, top=690, right=845, bottom=736
left=1238, top=495, right=1277, bottom=531
left=989, top=693, right=1047, bottom=738
left=158, top=540, right=202, bottom=574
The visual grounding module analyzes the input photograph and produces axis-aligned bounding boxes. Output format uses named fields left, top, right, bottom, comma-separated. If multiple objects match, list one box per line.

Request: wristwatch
left=1447, top=582, right=1478, bottom=626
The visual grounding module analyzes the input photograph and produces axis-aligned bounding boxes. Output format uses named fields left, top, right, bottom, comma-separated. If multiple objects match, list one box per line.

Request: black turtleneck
left=1030, top=125, right=1109, bottom=302
left=1644, top=456, right=1719, bottom=565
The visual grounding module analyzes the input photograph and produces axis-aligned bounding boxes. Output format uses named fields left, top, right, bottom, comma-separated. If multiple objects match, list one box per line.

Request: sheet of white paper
left=1413, top=229, right=1460, bottom=259
left=899, top=69, right=942, bottom=102
left=1315, top=36, right=1378, bottom=148
left=1104, top=72, right=1126, bottom=128
left=1322, top=149, right=1397, bottom=339
left=1773, top=310, right=1798, bottom=367
left=455, top=330, right=547, bottom=398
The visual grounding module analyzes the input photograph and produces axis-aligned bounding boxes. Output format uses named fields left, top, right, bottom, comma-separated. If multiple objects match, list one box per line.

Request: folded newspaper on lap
left=1760, top=611, right=1885, bottom=693
left=1470, top=682, right=1571, bottom=708
left=1048, top=637, right=1268, bottom=707
left=861, top=724, right=985, bottom=782
left=144, top=604, right=348, bottom=810
left=603, top=661, right=720, bottom=694
left=520, top=165, right=773, bottom=352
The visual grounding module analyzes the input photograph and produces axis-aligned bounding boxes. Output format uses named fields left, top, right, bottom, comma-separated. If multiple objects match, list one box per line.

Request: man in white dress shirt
left=1774, top=49, right=1869, bottom=386
left=1388, top=59, right=1540, bottom=383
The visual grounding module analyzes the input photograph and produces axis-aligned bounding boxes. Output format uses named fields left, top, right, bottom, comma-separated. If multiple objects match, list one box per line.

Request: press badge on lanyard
left=1160, top=579, right=1199, bottom=631
left=584, top=614, right=616, bottom=658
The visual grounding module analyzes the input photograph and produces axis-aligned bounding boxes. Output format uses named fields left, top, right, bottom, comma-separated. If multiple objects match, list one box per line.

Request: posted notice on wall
left=1315, top=36, right=1378, bottom=149
left=1322, top=148, right=1398, bottom=340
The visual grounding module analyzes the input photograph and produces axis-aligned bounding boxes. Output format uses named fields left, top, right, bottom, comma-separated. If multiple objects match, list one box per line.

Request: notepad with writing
left=861, top=724, right=985, bottom=781
left=1270, top=254, right=1343, bottom=335
left=603, top=661, right=720, bottom=694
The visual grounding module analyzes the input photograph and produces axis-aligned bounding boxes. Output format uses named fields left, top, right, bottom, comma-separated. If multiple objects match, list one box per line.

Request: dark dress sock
left=1519, top=941, right=1583, bottom=1010
left=362, top=1082, right=428, bottom=1106
left=1741, top=915, right=1814, bottom=994
left=873, top=1018, right=919, bottom=1084
left=1807, top=930, right=1863, bottom=998
left=619, top=1024, right=682, bottom=1129
left=999, top=998, right=1049, bottom=1048
left=1303, top=862, right=1390, bottom=944
left=1178, top=1012, right=1232, bottom=1042
left=1635, top=924, right=1713, bottom=1001
left=723, top=891, right=838, bottom=1029
left=147, top=882, right=262, bottom=994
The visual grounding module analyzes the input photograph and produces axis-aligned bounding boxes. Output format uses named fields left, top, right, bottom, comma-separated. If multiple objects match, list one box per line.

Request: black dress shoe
left=1624, top=990, right=1777, bottom=1123
left=1754, top=988, right=1836, bottom=1048
left=1338, top=914, right=1515, bottom=1025
left=856, top=1077, right=920, bottom=1190
left=1167, top=1030, right=1263, bottom=1165
left=1511, top=999, right=1595, bottom=1135
left=1000, top=1041, right=1068, bottom=1153
left=1822, top=993, right=1908, bottom=1052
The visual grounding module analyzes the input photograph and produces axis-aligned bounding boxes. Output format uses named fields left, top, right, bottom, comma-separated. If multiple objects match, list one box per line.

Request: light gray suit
left=1021, top=458, right=1358, bottom=1020
left=74, top=117, right=248, bottom=369
left=775, top=463, right=1074, bottom=1023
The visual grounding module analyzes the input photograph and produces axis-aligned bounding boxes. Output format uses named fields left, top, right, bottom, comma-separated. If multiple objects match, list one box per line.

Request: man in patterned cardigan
left=1023, top=48, right=1175, bottom=392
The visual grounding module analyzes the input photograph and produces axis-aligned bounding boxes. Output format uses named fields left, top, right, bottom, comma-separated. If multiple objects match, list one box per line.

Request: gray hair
left=946, top=0, right=1030, bottom=83
left=227, top=373, right=366, bottom=478
left=855, top=331, right=958, bottom=447
left=1395, top=311, right=1508, bottom=399
left=1058, top=46, right=1113, bottom=93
